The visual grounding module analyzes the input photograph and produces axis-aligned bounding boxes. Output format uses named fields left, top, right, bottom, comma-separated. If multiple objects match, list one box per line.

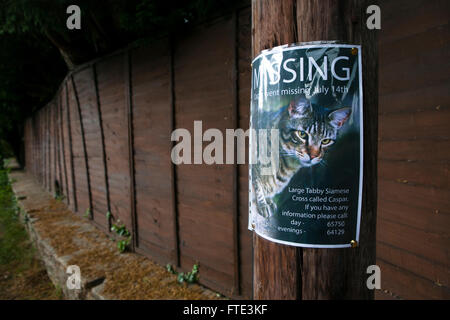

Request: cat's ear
left=288, top=98, right=312, bottom=118
left=328, top=107, right=352, bottom=129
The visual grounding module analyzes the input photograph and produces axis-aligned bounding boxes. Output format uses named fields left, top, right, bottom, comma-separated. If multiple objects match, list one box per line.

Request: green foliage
left=53, top=284, right=64, bottom=299
left=0, top=163, right=34, bottom=267
left=111, top=221, right=130, bottom=237
left=166, top=263, right=176, bottom=274
left=83, top=208, right=91, bottom=219
left=0, top=0, right=63, bottom=35
left=106, top=210, right=113, bottom=227
left=166, top=263, right=199, bottom=284
left=0, top=140, right=13, bottom=162
left=111, top=220, right=131, bottom=253
left=117, top=239, right=130, bottom=253
left=54, top=194, right=65, bottom=201
left=0, top=0, right=243, bottom=161
left=54, top=189, right=65, bottom=201
left=0, top=163, right=63, bottom=299
left=0, top=32, right=66, bottom=161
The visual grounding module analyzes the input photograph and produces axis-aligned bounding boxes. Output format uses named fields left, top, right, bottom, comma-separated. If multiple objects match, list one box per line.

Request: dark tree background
left=0, top=0, right=244, bottom=165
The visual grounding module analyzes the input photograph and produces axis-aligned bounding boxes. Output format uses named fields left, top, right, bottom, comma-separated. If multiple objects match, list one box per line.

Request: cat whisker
left=279, top=152, right=296, bottom=158
left=319, top=159, right=329, bottom=167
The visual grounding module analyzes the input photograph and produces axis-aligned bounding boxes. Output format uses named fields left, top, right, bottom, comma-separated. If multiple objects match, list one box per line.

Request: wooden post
left=56, top=97, right=62, bottom=195
left=66, top=81, right=78, bottom=212
left=59, top=90, right=70, bottom=205
left=124, top=50, right=138, bottom=250
left=38, top=112, right=40, bottom=182
left=72, top=75, right=93, bottom=218
left=92, top=63, right=111, bottom=229
left=168, top=37, right=181, bottom=267
left=46, top=105, right=51, bottom=191
left=252, top=0, right=378, bottom=299
left=231, top=10, right=241, bottom=297
left=55, top=99, right=62, bottom=195
left=39, top=111, right=42, bottom=184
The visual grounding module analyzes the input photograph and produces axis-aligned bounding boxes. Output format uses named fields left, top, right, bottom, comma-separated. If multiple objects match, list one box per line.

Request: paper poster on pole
left=249, top=43, right=363, bottom=248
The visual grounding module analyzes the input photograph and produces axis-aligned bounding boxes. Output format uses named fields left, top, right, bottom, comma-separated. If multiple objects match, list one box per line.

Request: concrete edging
left=8, top=170, right=219, bottom=300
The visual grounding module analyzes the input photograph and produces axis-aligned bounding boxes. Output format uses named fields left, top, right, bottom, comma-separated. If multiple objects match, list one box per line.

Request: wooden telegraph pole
left=252, top=0, right=378, bottom=299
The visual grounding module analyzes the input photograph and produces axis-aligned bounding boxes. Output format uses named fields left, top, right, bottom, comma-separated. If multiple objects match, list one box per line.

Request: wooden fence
left=24, top=7, right=253, bottom=298
left=23, top=0, right=449, bottom=299
left=376, top=0, right=449, bottom=299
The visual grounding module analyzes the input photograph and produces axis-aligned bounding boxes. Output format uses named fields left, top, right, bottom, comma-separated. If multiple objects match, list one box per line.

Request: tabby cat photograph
left=251, top=96, right=352, bottom=219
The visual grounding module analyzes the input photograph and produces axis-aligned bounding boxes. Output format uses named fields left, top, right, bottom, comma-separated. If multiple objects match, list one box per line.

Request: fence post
left=59, top=89, right=70, bottom=205
left=168, top=36, right=181, bottom=267
left=54, top=99, right=61, bottom=195
left=71, top=75, right=93, bottom=218
left=66, top=81, right=78, bottom=212
left=252, top=0, right=378, bottom=299
left=46, top=105, right=51, bottom=191
left=124, top=50, right=138, bottom=250
left=92, top=63, right=111, bottom=230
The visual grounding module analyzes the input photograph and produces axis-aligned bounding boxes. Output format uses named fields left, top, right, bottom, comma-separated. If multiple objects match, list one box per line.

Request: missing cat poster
left=249, top=43, right=363, bottom=248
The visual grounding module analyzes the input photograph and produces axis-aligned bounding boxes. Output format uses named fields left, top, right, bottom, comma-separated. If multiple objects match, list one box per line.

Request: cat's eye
left=321, top=139, right=333, bottom=146
left=298, top=130, right=308, bottom=139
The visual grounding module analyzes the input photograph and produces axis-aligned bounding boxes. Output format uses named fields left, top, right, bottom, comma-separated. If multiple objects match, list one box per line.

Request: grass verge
left=0, top=164, right=63, bottom=300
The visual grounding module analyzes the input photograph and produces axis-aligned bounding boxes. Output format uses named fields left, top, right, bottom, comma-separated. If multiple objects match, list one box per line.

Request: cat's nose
left=309, top=147, right=320, bottom=159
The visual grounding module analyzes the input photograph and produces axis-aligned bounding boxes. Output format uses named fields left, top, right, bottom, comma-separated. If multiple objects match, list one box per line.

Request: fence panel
left=23, top=9, right=254, bottom=298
